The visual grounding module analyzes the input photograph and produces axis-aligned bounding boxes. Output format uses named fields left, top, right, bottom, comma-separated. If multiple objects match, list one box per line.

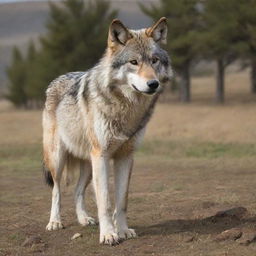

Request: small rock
left=237, top=230, right=256, bottom=245
left=71, top=233, right=82, bottom=240
left=215, top=207, right=248, bottom=219
left=185, top=235, right=196, bottom=243
left=202, top=201, right=216, bottom=209
left=183, top=232, right=198, bottom=243
left=214, top=228, right=242, bottom=241
left=22, top=235, right=42, bottom=247
left=31, top=243, right=46, bottom=253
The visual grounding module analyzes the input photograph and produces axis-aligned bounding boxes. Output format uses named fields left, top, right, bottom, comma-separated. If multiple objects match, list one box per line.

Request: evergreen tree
left=237, top=0, right=256, bottom=94
left=199, top=0, right=243, bottom=103
left=6, top=47, right=28, bottom=108
left=140, top=0, right=201, bottom=102
left=40, top=0, right=117, bottom=75
left=24, top=41, right=39, bottom=107
left=6, top=0, right=117, bottom=108
left=25, top=42, right=57, bottom=106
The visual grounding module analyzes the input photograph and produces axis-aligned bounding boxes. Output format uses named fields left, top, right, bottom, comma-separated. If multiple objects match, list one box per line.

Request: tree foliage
left=41, top=0, right=116, bottom=74
left=199, top=0, right=243, bottom=60
left=141, top=0, right=256, bottom=103
left=198, top=0, right=246, bottom=102
left=6, top=0, right=117, bottom=108
left=236, top=0, right=256, bottom=93
left=140, top=0, right=201, bottom=102
left=6, top=47, right=28, bottom=107
left=141, top=0, right=200, bottom=71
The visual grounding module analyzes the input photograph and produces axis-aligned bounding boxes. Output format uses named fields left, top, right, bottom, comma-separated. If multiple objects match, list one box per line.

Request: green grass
left=138, top=140, right=256, bottom=159
left=0, top=143, right=41, bottom=160
left=185, top=142, right=256, bottom=158
left=1, top=140, right=255, bottom=177
left=1, top=139, right=255, bottom=168
left=9, top=232, right=25, bottom=243
left=0, top=143, right=41, bottom=175
left=150, top=182, right=165, bottom=193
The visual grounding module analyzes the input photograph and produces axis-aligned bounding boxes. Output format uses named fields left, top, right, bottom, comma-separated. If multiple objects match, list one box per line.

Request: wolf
left=43, top=17, right=172, bottom=245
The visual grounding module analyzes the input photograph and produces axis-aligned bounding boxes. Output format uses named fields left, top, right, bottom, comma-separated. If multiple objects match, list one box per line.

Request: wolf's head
left=107, top=17, right=172, bottom=96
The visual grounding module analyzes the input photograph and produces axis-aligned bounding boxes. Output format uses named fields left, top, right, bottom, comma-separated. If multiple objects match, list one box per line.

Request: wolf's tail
left=43, top=162, right=54, bottom=187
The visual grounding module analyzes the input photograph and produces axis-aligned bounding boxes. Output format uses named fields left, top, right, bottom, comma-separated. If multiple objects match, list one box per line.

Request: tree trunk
left=179, top=62, right=190, bottom=103
left=216, top=58, right=225, bottom=103
left=250, top=59, right=256, bottom=94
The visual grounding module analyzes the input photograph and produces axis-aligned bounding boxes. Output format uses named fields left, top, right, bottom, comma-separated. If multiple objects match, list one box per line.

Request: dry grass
left=149, top=70, right=256, bottom=143
left=148, top=102, right=256, bottom=143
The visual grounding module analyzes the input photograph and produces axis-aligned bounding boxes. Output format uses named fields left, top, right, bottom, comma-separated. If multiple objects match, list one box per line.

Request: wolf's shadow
left=136, top=207, right=256, bottom=236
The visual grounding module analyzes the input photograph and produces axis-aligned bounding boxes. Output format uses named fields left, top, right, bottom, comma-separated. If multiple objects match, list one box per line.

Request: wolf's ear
left=146, top=17, right=168, bottom=44
left=108, top=19, right=132, bottom=49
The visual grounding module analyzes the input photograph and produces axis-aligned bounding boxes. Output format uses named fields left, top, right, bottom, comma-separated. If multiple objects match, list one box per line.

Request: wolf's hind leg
left=75, top=160, right=96, bottom=226
left=113, top=153, right=136, bottom=240
left=45, top=142, right=66, bottom=231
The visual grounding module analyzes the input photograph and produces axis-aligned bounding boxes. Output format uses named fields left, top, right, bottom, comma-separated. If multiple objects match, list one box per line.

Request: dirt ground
left=1, top=70, right=256, bottom=256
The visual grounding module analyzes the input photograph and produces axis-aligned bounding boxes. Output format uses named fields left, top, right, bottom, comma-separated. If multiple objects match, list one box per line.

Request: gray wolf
left=43, top=17, right=172, bottom=245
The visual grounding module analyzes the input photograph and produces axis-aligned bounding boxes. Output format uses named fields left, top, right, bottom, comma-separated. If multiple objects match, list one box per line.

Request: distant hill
left=0, top=0, right=156, bottom=95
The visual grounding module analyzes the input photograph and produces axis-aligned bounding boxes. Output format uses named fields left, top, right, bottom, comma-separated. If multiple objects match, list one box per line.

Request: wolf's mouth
left=131, top=84, right=140, bottom=92
left=131, top=84, right=156, bottom=95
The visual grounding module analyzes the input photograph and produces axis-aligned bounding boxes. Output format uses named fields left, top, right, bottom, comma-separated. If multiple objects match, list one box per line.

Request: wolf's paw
left=118, top=228, right=137, bottom=240
left=79, top=216, right=97, bottom=226
left=100, top=232, right=120, bottom=245
left=46, top=221, right=64, bottom=231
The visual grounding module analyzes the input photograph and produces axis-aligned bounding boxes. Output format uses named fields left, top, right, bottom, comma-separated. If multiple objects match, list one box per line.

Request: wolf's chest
left=92, top=109, right=147, bottom=154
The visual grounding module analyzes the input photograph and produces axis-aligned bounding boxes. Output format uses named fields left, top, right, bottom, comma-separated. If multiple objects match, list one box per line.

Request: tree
left=40, top=0, right=117, bottom=75
left=6, top=47, right=28, bottom=108
left=237, top=0, right=256, bottom=94
left=6, top=0, right=117, bottom=108
left=24, top=41, right=40, bottom=108
left=24, top=42, right=58, bottom=107
left=140, top=0, right=201, bottom=102
left=199, top=0, right=244, bottom=103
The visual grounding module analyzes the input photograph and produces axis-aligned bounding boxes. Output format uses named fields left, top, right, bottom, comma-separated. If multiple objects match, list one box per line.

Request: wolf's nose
left=147, top=80, right=159, bottom=90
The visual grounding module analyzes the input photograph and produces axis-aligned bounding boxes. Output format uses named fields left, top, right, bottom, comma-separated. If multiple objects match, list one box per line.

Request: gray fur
left=43, top=18, right=172, bottom=245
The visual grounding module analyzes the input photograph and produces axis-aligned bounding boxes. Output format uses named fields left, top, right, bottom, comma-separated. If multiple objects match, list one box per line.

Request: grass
left=138, top=140, right=256, bottom=159
left=150, top=182, right=165, bottom=193
left=9, top=232, right=25, bottom=243
left=1, top=140, right=255, bottom=177
left=0, top=143, right=41, bottom=175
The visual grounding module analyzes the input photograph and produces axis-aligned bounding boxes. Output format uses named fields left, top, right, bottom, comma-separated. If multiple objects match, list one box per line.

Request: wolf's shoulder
left=48, top=72, right=86, bottom=89
left=46, top=71, right=86, bottom=98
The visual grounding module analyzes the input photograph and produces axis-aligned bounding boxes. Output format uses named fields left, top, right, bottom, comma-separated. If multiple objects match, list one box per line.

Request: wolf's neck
left=126, top=94, right=159, bottom=138
left=94, top=84, right=158, bottom=139
left=85, top=55, right=159, bottom=136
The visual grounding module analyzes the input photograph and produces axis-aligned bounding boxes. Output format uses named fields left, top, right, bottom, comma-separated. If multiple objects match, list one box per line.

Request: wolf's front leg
left=113, top=153, right=136, bottom=240
left=91, top=151, right=119, bottom=245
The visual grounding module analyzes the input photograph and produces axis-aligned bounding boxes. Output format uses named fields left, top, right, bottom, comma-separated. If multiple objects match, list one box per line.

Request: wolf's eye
left=130, top=60, right=138, bottom=65
left=152, top=57, right=159, bottom=64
